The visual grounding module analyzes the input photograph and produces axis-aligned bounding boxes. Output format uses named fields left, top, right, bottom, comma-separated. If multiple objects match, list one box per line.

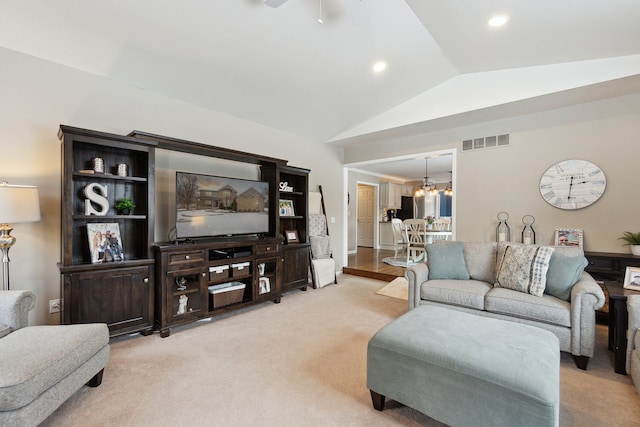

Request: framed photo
left=87, top=223, right=124, bottom=263
left=259, top=277, right=271, bottom=294
left=554, top=228, right=583, bottom=248
left=284, top=229, right=299, bottom=244
left=624, top=267, right=640, bottom=291
left=279, top=199, right=295, bottom=216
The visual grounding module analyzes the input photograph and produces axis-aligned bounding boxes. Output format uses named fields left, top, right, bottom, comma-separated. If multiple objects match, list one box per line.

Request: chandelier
left=415, top=158, right=439, bottom=197
left=444, top=171, right=453, bottom=196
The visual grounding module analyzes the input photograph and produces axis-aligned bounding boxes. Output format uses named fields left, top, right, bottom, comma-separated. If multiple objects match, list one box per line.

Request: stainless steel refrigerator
left=413, top=195, right=437, bottom=219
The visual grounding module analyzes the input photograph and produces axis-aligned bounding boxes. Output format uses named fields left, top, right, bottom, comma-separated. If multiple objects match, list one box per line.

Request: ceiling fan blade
left=345, top=0, right=369, bottom=25
left=264, top=0, right=289, bottom=8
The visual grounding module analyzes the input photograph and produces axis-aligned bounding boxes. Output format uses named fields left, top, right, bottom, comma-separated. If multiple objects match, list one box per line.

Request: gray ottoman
left=0, top=324, right=109, bottom=426
left=367, top=306, right=560, bottom=427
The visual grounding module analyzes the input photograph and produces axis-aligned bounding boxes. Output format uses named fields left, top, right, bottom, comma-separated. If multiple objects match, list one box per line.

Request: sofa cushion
left=462, top=241, right=497, bottom=283
left=495, top=244, right=554, bottom=297
left=485, top=287, right=571, bottom=327
left=544, top=252, right=588, bottom=301
left=0, top=324, right=10, bottom=339
left=426, top=242, right=470, bottom=280
left=421, top=279, right=492, bottom=310
left=0, top=324, right=109, bottom=411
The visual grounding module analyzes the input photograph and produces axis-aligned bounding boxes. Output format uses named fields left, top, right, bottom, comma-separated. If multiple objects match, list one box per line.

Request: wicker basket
left=209, top=282, right=245, bottom=309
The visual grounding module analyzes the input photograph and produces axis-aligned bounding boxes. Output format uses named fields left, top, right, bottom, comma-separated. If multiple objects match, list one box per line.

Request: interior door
left=357, top=184, right=374, bottom=247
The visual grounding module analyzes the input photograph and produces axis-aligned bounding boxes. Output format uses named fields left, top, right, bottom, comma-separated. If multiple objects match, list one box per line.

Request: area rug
left=376, top=277, right=409, bottom=300
left=381, top=255, right=423, bottom=267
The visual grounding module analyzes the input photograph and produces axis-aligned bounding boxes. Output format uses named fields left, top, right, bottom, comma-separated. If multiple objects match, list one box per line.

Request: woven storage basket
left=209, top=282, right=245, bottom=309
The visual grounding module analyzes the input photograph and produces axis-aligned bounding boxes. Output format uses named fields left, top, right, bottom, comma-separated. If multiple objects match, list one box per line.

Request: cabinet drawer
left=208, top=265, right=230, bottom=281
left=169, top=251, right=204, bottom=265
left=256, top=243, right=279, bottom=255
left=231, top=262, right=251, bottom=278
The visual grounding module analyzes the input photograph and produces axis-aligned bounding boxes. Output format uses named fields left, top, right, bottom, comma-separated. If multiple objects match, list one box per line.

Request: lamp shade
left=0, top=182, right=41, bottom=224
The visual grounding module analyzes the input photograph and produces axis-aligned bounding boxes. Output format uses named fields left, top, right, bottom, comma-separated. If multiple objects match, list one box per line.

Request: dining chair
left=390, top=218, right=407, bottom=260
left=428, top=218, right=452, bottom=243
left=432, top=218, right=451, bottom=231
left=403, top=218, right=427, bottom=264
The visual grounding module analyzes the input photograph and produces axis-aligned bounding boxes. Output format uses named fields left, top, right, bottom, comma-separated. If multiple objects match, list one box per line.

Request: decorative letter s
left=84, top=183, right=109, bottom=216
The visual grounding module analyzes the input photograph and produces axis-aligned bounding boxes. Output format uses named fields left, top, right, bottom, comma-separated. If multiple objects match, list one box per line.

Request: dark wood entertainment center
left=57, top=125, right=311, bottom=337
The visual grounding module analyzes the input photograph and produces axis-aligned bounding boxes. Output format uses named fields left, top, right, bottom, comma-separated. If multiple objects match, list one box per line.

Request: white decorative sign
left=84, top=183, right=109, bottom=216
left=279, top=181, right=294, bottom=192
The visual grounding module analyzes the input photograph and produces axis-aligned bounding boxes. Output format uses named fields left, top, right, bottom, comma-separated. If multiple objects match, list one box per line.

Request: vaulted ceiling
left=2, top=1, right=640, bottom=178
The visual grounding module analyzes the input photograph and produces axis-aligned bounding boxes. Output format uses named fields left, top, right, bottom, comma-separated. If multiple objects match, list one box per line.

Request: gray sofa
left=627, top=295, right=640, bottom=394
left=0, top=290, right=110, bottom=426
left=406, top=241, right=605, bottom=369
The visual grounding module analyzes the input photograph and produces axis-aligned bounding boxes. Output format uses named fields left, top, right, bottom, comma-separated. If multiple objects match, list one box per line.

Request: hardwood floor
left=342, top=247, right=407, bottom=282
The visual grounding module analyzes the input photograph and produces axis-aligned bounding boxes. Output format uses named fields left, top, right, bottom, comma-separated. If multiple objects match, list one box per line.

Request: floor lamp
left=0, top=182, right=41, bottom=291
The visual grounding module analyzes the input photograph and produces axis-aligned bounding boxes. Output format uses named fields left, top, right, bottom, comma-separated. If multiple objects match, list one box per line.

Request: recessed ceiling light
left=372, top=61, right=387, bottom=73
left=488, top=15, right=509, bottom=27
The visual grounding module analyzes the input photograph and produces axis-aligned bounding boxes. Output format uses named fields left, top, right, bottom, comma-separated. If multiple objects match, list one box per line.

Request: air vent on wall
left=462, top=134, right=510, bottom=152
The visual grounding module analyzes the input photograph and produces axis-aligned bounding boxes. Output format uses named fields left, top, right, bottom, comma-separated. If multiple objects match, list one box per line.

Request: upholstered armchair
left=627, top=295, right=640, bottom=394
left=0, top=290, right=110, bottom=426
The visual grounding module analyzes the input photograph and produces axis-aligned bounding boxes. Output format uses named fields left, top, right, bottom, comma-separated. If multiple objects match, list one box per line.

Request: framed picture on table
left=554, top=229, right=583, bottom=248
left=284, top=229, right=299, bottom=244
left=624, top=266, right=640, bottom=291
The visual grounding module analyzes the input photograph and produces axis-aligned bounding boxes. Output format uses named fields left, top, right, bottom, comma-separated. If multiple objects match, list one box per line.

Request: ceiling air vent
left=462, top=134, right=510, bottom=152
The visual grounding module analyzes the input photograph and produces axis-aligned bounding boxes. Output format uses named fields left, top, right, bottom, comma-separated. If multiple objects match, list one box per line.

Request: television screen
left=175, top=171, right=270, bottom=239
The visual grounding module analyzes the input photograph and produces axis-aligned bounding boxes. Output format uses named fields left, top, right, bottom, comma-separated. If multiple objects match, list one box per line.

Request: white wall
left=0, top=48, right=344, bottom=325
left=345, top=92, right=640, bottom=253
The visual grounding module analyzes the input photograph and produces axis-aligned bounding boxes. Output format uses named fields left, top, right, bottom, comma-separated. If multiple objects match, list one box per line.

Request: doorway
left=357, top=183, right=375, bottom=247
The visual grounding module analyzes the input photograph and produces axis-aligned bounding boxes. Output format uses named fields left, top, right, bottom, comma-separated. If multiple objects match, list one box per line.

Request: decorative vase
left=632, top=245, right=640, bottom=256
left=426, top=223, right=433, bottom=230
left=118, top=208, right=131, bottom=215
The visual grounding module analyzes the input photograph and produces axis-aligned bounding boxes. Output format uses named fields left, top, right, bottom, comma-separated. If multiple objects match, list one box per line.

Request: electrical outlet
left=49, top=299, right=62, bottom=313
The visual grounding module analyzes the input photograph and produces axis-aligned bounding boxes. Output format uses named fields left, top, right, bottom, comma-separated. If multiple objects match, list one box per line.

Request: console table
left=584, top=251, right=640, bottom=282
left=606, top=282, right=640, bottom=374
left=155, top=237, right=282, bottom=337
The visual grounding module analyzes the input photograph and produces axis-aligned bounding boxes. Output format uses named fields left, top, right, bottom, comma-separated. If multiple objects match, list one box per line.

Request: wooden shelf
left=57, top=125, right=156, bottom=338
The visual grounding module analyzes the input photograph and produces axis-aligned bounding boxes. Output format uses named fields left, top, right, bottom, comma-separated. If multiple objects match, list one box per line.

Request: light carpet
left=381, top=256, right=422, bottom=267
left=40, top=274, right=640, bottom=427
left=376, top=277, right=409, bottom=300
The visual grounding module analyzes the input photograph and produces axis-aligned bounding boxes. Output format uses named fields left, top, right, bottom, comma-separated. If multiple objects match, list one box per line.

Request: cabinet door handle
left=185, top=255, right=190, bottom=260
left=143, top=278, right=149, bottom=283
left=202, top=272, right=206, bottom=277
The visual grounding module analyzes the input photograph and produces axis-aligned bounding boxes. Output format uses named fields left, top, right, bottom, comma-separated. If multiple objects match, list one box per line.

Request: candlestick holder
left=496, top=212, right=510, bottom=243
left=521, top=215, right=536, bottom=245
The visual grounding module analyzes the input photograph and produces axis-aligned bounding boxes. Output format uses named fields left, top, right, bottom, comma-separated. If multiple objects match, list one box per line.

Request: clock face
left=539, top=160, right=606, bottom=210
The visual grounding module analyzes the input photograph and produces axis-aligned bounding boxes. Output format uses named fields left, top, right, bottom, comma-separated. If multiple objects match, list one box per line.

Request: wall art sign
left=84, top=182, right=109, bottom=216
left=279, top=181, right=294, bottom=192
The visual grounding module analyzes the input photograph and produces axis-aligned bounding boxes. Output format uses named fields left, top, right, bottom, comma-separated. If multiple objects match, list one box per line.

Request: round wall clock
left=539, top=159, right=606, bottom=210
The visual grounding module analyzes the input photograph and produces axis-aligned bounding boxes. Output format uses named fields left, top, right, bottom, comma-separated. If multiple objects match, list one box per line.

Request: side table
left=606, top=281, right=640, bottom=374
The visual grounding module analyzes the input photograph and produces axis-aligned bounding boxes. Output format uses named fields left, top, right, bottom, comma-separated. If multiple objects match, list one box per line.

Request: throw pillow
left=544, top=252, right=588, bottom=301
left=495, top=244, right=555, bottom=296
left=426, top=241, right=470, bottom=280
left=309, top=235, right=331, bottom=259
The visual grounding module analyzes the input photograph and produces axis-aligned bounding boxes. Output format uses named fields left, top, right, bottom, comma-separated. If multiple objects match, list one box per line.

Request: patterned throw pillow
left=495, top=245, right=555, bottom=296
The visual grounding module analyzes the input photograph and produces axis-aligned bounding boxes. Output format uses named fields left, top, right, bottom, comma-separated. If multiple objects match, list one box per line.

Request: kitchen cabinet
left=380, top=183, right=401, bottom=208
left=379, top=222, right=394, bottom=249
left=401, top=185, right=414, bottom=197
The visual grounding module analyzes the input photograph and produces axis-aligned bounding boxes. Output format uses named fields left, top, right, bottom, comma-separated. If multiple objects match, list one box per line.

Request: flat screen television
left=175, top=171, right=270, bottom=239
